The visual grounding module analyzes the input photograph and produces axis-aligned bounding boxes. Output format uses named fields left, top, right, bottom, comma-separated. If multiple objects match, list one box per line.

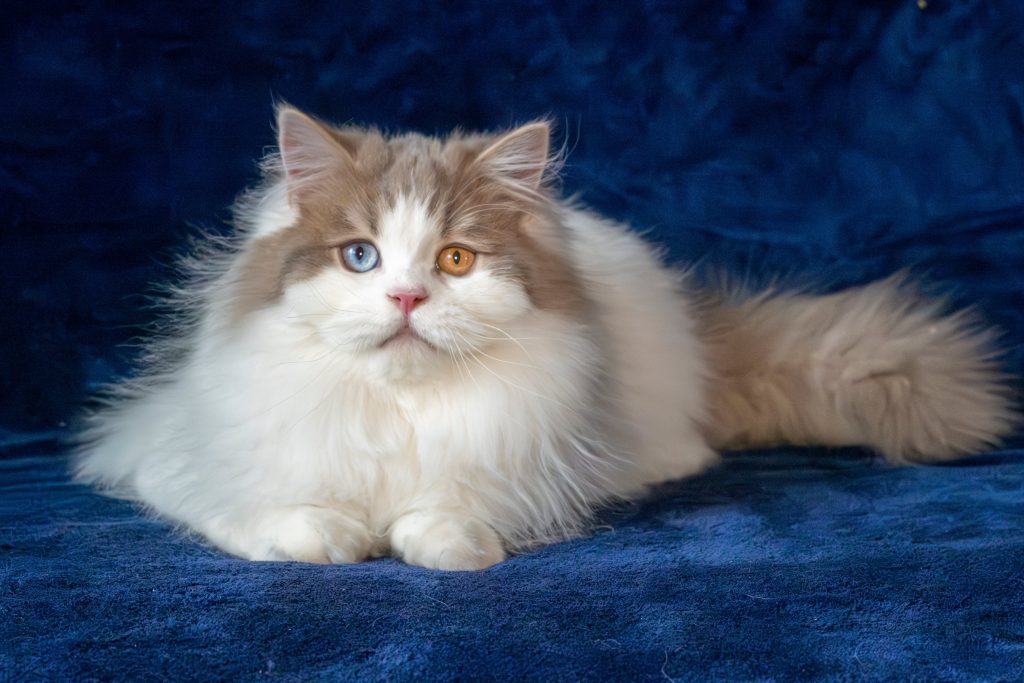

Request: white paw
left=214, top=505, right=372, bottom=564
left=390, top=511, right=506, bottom=571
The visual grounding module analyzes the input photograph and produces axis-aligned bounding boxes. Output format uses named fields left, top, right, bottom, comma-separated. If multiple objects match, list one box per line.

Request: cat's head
left=230, top=106, right=585, bottom=382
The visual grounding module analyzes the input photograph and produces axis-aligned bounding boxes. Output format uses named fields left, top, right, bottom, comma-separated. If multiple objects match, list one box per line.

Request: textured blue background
left=2, top=1, right=1023, bottom=679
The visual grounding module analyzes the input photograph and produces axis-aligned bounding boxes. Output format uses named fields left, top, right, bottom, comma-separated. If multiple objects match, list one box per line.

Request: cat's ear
left=276, top=106, right=354, bottom=201
left=476, top=121, right=552, bottom=191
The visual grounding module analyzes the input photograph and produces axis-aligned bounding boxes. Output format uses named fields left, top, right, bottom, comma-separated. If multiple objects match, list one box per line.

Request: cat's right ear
left=276, top=106, right=354, bottom=203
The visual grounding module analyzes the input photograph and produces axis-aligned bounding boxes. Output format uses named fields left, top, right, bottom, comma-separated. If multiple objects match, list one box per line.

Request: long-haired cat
left=75, top=107, right=1017, bottom=570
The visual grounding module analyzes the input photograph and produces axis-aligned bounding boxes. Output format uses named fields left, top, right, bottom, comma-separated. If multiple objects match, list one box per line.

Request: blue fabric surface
left=4, top=440, right=1024, bottom=680
left=2, top=1, right=1023, bottom=680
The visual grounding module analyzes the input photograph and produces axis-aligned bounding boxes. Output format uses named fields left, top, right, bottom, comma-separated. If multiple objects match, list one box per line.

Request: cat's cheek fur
left=415, top=271, right=534, bottom=351
left=284, top=270, right=397, bottom=351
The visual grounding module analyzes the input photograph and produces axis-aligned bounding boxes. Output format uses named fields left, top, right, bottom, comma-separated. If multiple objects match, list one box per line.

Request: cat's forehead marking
left=377, top=193, right=440, bottom=267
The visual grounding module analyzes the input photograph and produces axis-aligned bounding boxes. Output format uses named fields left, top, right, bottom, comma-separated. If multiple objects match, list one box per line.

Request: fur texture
left=74, top=108, right=1017, bottom=570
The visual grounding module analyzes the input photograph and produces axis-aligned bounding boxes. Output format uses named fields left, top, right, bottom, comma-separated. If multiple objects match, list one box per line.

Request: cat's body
left=75, top=108, right=1016, bottom=569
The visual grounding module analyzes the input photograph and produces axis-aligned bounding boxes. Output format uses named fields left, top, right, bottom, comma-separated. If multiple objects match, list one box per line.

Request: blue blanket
left=3, top=1, right=1023, bottom=679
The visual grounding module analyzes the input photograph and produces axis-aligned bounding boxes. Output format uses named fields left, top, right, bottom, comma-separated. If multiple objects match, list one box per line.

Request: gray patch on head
left=231, top=116, right=588, bottom=320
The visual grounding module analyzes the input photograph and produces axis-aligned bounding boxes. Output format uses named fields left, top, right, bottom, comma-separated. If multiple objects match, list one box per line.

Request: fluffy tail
left=698, top=276, right=1018, bottom=463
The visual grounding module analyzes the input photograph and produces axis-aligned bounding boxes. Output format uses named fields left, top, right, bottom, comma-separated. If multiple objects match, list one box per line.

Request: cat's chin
left=362, top=326, right=449, bottom=383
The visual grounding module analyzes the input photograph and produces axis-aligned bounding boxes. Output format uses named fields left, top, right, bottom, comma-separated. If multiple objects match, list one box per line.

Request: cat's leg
left=389, top=509, right=506, bottom=571
left=200, top=504, right=373, bottom=564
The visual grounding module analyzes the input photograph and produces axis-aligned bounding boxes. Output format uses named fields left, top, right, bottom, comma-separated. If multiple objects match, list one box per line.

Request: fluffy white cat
left=75, top=107, right=1017, bottom=570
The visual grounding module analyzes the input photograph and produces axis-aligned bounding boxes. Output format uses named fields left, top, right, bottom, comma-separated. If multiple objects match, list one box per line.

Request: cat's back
left=559, top=205, right=697, bottom=344
left=560, top=206, right=717, bottom=484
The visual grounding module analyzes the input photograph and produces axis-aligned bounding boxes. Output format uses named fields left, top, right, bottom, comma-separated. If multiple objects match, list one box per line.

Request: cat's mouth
left=381, top=323, right=436, bottom=351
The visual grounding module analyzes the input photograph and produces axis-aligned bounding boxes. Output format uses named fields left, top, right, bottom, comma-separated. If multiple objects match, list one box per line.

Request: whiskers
left=439, top=326, right=582, bottom=413
left=294, top=281, right=365, bottom=318
left=440, top=335, right=482, bottom=395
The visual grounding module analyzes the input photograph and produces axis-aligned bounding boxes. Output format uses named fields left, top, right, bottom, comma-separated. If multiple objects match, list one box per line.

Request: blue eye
left=340, top=242, right=380, bottom=273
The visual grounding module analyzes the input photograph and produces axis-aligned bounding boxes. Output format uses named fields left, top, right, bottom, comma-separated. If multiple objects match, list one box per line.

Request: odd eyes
left=336, top=242, right=476, bottom=277
left=339, top=242, right=380, bottom=272
left=436, top=246, right=476, bottom=276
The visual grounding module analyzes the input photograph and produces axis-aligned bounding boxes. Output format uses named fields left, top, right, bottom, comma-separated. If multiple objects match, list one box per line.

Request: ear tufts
left=477, top=121, right=553, bottom=191
left=275, top=105, right=353, bottom=201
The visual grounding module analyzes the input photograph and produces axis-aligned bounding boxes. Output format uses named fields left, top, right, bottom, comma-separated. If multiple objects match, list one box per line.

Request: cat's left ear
left=476, top=121, right=552, bottom=191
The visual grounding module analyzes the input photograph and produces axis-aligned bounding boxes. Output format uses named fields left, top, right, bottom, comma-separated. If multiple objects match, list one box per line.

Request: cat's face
left=235, top=108, right=583, bottom=382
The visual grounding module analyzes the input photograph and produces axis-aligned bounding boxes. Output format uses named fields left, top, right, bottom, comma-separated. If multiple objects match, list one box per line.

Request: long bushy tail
left=698, top=276, right=1018, bottom=463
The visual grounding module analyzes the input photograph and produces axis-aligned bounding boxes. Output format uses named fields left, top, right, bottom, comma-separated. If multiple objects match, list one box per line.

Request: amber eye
left=436, top=246, right=476, bottom=276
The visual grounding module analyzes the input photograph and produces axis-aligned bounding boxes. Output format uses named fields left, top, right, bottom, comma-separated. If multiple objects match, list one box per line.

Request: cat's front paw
left=213, top=505, right=372, bottom=564
left=390, top=511, right=506, bottom=571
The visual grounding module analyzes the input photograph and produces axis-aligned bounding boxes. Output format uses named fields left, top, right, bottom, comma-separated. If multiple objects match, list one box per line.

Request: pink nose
left=388, top=289, right=428, bottom=316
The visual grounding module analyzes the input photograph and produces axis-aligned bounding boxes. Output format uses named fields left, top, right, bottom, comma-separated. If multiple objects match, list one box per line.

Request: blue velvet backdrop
left=2, top=1, right=1022, bottom=680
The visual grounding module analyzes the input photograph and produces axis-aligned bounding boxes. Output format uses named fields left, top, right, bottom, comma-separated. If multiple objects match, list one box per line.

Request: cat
left=74, top=106, right=1017, bottom=570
